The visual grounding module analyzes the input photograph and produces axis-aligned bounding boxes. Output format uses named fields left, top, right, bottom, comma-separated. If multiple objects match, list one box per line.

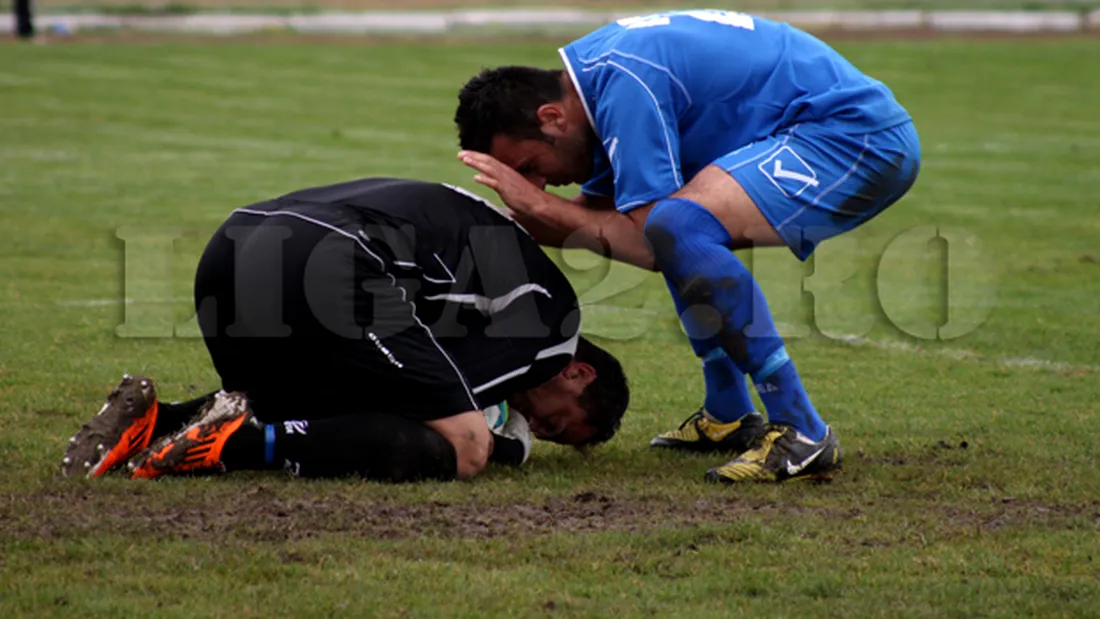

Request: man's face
left=489, top=106, right=596, bottom=189
left=508, top=361, right=597, bottom=446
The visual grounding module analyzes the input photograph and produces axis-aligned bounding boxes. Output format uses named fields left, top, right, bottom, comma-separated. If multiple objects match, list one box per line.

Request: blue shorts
left=717, top=120, right=921, bottom=261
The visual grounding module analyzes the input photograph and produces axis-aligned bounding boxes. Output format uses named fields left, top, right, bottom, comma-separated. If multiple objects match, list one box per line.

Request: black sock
left=220, top=422, right=272, bottom=472
left=152, top=393, right=216, bottom=439
left=220, top=414, right=458, bottom=482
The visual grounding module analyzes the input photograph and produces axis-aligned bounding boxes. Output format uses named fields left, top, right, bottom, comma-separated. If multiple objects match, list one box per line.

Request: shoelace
left=746, top=426, right=791, bottom=454
left=678, top=409, right=706, bottom=430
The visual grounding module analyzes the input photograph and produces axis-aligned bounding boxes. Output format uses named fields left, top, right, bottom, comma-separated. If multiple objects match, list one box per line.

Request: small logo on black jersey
left=367, top=331, right=405, bottom=369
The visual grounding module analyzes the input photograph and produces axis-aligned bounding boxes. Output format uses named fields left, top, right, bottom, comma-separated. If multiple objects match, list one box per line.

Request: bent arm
left=507, top=194, right=618, bottom=248
left=532, top=192, right=657, bottom=271
left=572, top=193, right=617, bottom=211
left=506, top=208, right=571, bottom=248
left=425, top=411, right=493, bottom=480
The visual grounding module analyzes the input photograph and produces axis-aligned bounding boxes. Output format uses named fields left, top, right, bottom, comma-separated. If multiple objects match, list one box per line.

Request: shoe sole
left=61, top=374, right=157, bottom=479
left=649, top=414, right=766, bottom=453
left=704, top=467, right=842, bottom=484
left=704, top=429, right=844, bottom=484
left=784, top=468, right=842, bottom=483
left=649, top=437, right=758, bottom=453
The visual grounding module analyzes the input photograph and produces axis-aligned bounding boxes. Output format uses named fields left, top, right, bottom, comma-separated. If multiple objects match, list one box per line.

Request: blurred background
left=8, top=0, right=1100, bottom=13
left=3, top=0, right=1099, bottom=616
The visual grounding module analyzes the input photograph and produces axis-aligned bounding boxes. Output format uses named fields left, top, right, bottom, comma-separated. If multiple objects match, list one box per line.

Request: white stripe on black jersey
left=233, top=178, right=581, bottom=408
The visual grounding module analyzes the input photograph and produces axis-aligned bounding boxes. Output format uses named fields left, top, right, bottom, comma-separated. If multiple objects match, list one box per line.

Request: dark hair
left=455, top=66, right=565, bottom=154
left=574, top=336, right=629, bottom=447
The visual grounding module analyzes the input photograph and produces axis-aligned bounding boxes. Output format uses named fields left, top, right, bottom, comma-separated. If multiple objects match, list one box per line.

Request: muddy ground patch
left=2, top=484, right=1096, bottom=543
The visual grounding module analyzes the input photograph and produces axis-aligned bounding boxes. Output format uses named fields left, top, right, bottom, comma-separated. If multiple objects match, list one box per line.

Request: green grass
left=1, top=37, right=1099, bottom=617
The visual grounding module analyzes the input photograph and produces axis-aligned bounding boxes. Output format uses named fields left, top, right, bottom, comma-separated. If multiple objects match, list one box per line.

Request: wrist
left=528, top=191, right=564, bottom=223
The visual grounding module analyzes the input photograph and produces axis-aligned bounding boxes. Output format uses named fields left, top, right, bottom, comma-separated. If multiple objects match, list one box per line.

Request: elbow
left=428, top=411, right=494, bottom=481
left=454, top=430, right=492, bottom=480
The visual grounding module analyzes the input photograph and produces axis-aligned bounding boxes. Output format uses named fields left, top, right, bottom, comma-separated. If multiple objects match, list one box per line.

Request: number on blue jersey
left=617, top=10, right=755, bottom=32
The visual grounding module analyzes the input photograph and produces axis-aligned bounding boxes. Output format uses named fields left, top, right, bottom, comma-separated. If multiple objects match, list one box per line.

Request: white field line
left=834, top=334, right=1099, bottom=374
left=582, top=305, right=1098, bottom=374
left=0, top=297, right=194, bottom=309
left=54, top=297, right=192, bottom=307
left=7, top=298, right=1095, bottom=373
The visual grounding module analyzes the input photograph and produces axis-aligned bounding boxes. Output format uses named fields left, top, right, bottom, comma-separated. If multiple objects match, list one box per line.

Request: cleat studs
left=123, top=373, right=132, bottom=379
left=62, top=456, right=71, bottom=465
left=96, top=443, right=105, bottom=452
left=83, top=461, right=91, bottom=469
left=141, top=380, right=149, bottom=387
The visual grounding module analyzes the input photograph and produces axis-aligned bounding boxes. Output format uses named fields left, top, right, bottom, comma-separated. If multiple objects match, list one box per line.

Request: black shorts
left=194, top=180, right=579, bottom=423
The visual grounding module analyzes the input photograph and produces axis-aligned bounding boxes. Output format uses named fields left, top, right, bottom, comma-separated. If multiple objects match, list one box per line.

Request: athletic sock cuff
left=753, top=346, right=791, bottom=382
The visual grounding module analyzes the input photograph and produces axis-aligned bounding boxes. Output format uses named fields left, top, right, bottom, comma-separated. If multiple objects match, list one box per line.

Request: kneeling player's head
left=509, top=336, right=629, bottom=447
left=455, top=66, right=597, bottom=189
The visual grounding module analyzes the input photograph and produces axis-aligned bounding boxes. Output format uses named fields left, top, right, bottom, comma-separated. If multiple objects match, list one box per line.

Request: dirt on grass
left=0, top=485, right=821, bottom=542
left=2, top=483, right=1097, bottom=543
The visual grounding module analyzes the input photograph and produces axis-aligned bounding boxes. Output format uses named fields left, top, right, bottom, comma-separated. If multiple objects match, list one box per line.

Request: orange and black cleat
left=62, top=374, right=160, bottom=479
left=129, top=391, right=252, bottom=480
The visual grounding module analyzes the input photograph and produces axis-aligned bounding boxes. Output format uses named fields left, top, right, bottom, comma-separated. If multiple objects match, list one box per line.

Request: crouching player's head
left=455, top=66, right=597, bottom=189
left=508, top=336, right=629, bottom=447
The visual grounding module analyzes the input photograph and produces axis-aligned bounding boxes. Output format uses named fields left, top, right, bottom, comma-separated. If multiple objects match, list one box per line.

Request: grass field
left=2, top=35, right=1099, bottom=617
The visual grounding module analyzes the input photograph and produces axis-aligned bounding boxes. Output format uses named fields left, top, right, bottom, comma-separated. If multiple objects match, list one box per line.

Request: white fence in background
left=4, top=9, right=1100, bottom=35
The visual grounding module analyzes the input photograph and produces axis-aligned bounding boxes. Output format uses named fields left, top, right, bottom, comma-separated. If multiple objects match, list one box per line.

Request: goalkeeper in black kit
left=61, top=178, right=629, bottom=482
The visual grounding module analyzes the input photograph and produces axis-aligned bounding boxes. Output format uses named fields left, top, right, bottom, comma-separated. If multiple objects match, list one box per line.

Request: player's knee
left=643, top=198, right=733, bottom=268
left=642, top=199, right=688, bottom=265
left=675, top=166, right=784, bottom=248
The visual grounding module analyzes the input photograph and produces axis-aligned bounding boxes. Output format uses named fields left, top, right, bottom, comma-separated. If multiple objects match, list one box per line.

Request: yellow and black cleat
left=650, top=409, right=766, bottom=454
left=705, top=424, right=842, bottom=484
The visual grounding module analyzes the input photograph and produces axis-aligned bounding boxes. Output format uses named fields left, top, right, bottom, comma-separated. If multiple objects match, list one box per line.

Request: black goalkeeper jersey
left=197, top=178, right=580, bottom=418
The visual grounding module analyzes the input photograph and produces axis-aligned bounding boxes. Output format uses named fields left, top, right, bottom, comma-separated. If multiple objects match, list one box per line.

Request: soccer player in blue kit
left=455, top=9, right=921, bottom=483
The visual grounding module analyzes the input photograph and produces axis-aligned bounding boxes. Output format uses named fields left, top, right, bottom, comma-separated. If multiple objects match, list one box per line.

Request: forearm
left=571, top=193, right=617, bottom=211
left=538, top=194, right=657, bottom=271
left=507, top=209, right=571, bottom=248
left=513, top=194, right=617, bottom=248
left=454, top=150, right=654, bottom=268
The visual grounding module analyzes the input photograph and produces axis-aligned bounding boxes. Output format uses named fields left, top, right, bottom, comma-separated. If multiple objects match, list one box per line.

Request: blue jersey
left=559, top=10, right=912, bottom=211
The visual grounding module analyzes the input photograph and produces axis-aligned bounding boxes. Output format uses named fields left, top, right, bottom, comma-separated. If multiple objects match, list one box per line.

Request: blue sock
left=645, top=198, right=828, bottom=441
left=665, top=278, right=755, bottom=423
left=263, top=423, right=277, bottom=467
left=752, top=350, right=828, bottom=442
left=220, top=422, right=280, bottom=471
